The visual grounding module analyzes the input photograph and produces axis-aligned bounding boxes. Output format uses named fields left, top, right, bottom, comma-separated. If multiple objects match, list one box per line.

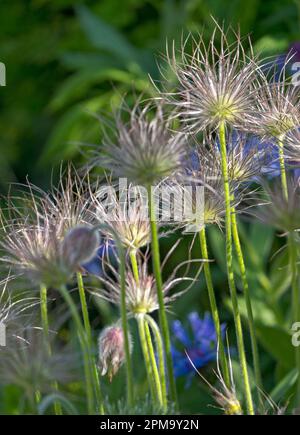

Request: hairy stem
left=219, top=122, right=254, bottom=415
left=289, top=233, right=300, bottom=406
left=145, top=314, right=168, bottom=411
left=118, top=240, right=134, bottom=407
left=278, top=136, right=288, bottom=200
left=199, top=227, right=230, bottom=387
left=39, top=284, right=62, bottom=415
left=231, top=207, right=263, bottom=406
left=129, top=250, right=140, bottom=284
left=76, top=272, right=104, bottom=415
left=144, top=321, right=164, bottom=409
left=59, top=284, right=95, bottom=415
left=278, top=135, right=300, bottom=406
left=137, top=315, right=156, bottom=401
left=147, top=184, right=178, bottom=407
left=129, top=250, right=158, bottom=404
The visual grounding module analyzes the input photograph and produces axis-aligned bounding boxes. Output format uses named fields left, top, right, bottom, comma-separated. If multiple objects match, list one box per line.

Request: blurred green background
left=0, top=0, right=300, bottom=414
left=0, top=0, right=299, bottom=189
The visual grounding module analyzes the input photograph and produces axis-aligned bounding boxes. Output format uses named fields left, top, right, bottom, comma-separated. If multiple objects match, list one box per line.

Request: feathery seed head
left=251, top=72, right=300, bottom=138
left=0, top=327, right=78, bottom=395
left=224, top=133, right=273, bottom=183
left=254, top=174, right=300, bottom=233
left=0, top=188, right=97, bottom=287
left=91, top=183, right=151, bottom=251
left=162, top=25, right=260, bottom=133
left=0, top=277, right=38, bottom=347
left=186, top=343, right=243, bottom=415
left=176, top=143, right=238, bottom=229
left=38, top=166, right=93, bottom=238
left=0, top=221, right=70, bottom=287
left=91, top=101, right=187, bottom=185
left=214, top=388, right=243, bottom=415
left=285, top=128, right=300, bottom=163
left=94, top=253, right=195, bottom=317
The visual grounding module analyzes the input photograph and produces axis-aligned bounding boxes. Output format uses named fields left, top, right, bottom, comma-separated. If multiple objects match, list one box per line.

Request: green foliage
left=0, top=0, right=300, bottom=415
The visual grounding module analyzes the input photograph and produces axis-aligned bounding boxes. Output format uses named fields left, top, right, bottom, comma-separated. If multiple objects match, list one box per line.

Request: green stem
left=118, top=240, right=134, bottom=408
left=144, top=320, right=164, bottom=408
left=278, top=136, right=300, bottom=407
left=147, top=184, right=178, bottom=407
left=129, top=250, right=140, bottom=283
left=137, top=315, right=156, bottom=401
left=199, top=227, right=230, bottom=387
left=145, top=314, right=168, bottom=411
left=289, top=231, right=300, bottom=406
left=231, top=207, right=263, bottom=407
left=39, top=284, right=62, bottom=415
left=98, top=223, right=134, bottom=408
left=40, top=284, right=50, bottom=351
left=76, top=272, right=104, bottom=415
left=219, top=122, right=254, bottom=415
left=59, top=284, right=94, bottom=415
left=278, top=136, right=288, bottom=200
left=129, top=250, right=157, bottom=403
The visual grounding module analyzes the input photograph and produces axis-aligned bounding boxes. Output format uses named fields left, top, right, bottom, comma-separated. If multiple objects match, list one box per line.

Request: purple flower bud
left=61, top=225, right=100, bottom=270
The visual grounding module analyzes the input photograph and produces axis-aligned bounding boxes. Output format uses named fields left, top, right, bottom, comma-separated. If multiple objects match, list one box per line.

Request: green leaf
left=269, top=368, right=298, bottom=406
left=269, top=248, right=291, bottom=299
left=76, top=5, right=138, bottom=63
left=39, top=101, right=101, bottom=165
left=249, top=222, right=274, bottom=266
left=227, top=296, right=277, bottom=327
left=50, top=69, right=152, bottom=112
left=254, top=36, right=288, bottom=56
left=255, top=324, right=294, bottom=369
left=61, top=51, right=121, bottom=71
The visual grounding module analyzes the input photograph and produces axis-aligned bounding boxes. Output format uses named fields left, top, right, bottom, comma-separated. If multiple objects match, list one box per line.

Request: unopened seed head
left=98, top=325, right=130, bottom=381
left=61, top=225, right=100, bottom=270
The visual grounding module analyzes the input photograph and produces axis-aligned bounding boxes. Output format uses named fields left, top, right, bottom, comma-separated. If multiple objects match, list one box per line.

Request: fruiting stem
left=118, top=238, right=134, bottom=408
left=219, top=121, right=254, bottom=415
left=144, top=321, right=164, bottom=408
left=137, top=315, right=156, bottom=401
left=231, top=206, right=263, bottom=407
left=59, top=284, right=95, bottom=415
left=278, top=135, right=300, bottom=407
left=289, top=233, right=300, bottom=406
left=278, top=136, right=288, bottom=200
left=76, top=272, right=104, bottom=415
left=199, top=227, right=230, bottom=387
left=129, top=250, right=158, bottom=404
left=145, top=314, right=168, bottom=411
left=39, top=284, right=62, bottom=415
left=147, top=184, right=178, bottom=407
left=97, top=222, right=134, bottom=408
left=40, top=284, right=50, bottom=351
left=129, top=250, right=140, bottom=284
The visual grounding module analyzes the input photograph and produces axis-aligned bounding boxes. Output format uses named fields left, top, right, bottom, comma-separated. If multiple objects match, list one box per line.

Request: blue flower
left=225, top=132, right=279, bottom=181
left=260, top=42, right=300, bottom=82
left=171, top=312, right=225, bottom=378
left=81, top=240, right=114, bottom=276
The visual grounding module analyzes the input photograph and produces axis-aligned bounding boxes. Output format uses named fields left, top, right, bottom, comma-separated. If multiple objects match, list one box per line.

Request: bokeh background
left=1, top=0, right=299, bottom=188
left=0, top=0, right=300, bottom=414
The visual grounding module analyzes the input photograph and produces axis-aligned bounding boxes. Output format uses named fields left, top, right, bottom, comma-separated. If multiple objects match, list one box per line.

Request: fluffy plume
left=160, top=24, right=260, bottom=133
left=89, top=101, right=187, bottom=185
